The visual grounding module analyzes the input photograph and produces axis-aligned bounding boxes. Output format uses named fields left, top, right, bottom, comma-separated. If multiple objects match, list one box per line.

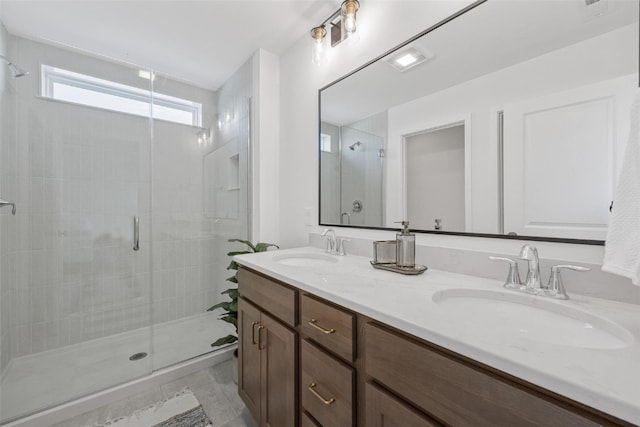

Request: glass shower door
left=0, top=36, right=153, bottom=422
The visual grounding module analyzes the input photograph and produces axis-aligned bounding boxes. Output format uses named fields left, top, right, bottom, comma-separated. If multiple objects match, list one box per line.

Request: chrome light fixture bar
left=310, top=0, right=360, bottom=65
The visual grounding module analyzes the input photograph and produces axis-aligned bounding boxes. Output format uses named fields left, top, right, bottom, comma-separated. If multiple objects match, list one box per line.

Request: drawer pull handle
left=308, top=382, right=335, bottom=405
left=308, top=319, right=336, bottom=335
left=257, top=325, right=265, bottom=350
left=251, top=321, right=259, bottom=345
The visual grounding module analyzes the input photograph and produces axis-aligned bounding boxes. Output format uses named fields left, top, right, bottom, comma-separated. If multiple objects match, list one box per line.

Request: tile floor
left=52, top=359, right=257, bottom=427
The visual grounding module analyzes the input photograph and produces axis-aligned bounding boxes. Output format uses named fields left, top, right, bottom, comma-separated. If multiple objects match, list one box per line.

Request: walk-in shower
left=0, top=54, right=28, bottom=78
left=0, top=27, right=251, bottom=424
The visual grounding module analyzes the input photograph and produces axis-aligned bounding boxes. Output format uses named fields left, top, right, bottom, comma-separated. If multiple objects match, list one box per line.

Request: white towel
left=603, top=89, right=640, bottom=285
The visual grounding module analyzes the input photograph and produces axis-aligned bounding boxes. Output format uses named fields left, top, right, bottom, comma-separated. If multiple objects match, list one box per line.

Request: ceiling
left=0, top=0, right=337, bottom=90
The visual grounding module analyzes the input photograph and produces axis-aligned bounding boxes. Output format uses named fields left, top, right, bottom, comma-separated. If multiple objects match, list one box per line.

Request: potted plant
left=209, top=238, right=278, bottom=382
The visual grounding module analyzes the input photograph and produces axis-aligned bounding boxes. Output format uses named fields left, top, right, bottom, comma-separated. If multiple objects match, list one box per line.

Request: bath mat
left=93, top=389, right=212, bottom=427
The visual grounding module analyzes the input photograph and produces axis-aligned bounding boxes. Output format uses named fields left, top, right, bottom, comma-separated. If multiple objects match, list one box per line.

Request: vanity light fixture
left=310, top=0, right=360, bottom=65
left=311, top=26, right=328, bottom=65
left=385, top=47, right=434, bottom=72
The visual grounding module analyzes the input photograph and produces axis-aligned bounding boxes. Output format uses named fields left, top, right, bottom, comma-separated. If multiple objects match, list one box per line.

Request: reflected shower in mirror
left=319, top=0, right=639, bottom=242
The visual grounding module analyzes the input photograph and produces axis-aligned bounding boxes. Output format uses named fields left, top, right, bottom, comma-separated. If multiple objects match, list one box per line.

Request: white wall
left=279, top=0, right=475, bottom=249
left=277, top=0, right=638, bottom=285
left=251, top=49, right=280, bottom=246
left=386, top=23, right=638, bottom=235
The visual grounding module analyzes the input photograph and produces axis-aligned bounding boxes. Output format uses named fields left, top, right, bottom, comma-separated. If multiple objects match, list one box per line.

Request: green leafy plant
left=209, top=238, right=279, bottom=347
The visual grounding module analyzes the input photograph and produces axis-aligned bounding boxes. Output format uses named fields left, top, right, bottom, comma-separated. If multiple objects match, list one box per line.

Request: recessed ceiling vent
left=385, top=47, right=434, bottom=73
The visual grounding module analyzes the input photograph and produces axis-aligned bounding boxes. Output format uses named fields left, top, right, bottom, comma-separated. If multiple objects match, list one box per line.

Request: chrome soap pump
left=395, top=220, right=415, bottom=268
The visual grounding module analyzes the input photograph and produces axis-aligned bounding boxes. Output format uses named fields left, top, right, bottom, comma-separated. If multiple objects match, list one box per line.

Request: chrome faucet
left=321, top=228, right=337, bottom=254
left=321, top=228, right=349, bottom=256
left=519, top=244, right=542, bottom=292
left=491, top=244, right=591, bottom=300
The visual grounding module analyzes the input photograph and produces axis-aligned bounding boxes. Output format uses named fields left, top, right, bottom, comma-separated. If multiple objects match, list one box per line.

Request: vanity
left=234, top=247, right=640, bottom=427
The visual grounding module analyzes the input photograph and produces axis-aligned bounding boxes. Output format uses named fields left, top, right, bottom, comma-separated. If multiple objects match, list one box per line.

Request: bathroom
left=1, top=0, right=639, bottom=426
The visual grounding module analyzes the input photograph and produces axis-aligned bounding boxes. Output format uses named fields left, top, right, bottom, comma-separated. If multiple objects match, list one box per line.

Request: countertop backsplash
left=308, top=232, right=640, bottom=305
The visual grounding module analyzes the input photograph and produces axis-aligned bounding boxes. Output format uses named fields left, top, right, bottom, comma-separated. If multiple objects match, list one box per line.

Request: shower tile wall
left=206, top=56, right=252, bottom=300
left=340, top=112, right=386, bottom=227
left=0, top=35, right=223, bottom=361
left=149, top=56, right=252, bottom=326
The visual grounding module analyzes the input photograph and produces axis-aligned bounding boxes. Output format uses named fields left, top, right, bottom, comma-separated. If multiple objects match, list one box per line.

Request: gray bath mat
left=93, top=389, right=212, bottom=427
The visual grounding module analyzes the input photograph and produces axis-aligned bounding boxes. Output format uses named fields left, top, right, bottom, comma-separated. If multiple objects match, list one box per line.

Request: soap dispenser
left=395, top=220, right=415, bottom=268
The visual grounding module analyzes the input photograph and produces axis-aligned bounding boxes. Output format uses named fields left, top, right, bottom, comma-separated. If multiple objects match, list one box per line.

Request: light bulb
left=310, top=26, right=327, bottom=65
left=344, top=16, right=356, bottom=33
left=341, top=0, right=359, bottom=34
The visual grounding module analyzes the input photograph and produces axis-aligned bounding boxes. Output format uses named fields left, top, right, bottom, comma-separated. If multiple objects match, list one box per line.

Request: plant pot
left=232, top=348, right=238, bottom=384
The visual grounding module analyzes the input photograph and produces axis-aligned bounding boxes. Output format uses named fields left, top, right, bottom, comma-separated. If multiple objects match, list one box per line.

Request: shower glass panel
left=149, top=70, right=250, bottom=371
left=0, top=35, right=153, bottom=423
left=340, top=126, right=384, bottom=226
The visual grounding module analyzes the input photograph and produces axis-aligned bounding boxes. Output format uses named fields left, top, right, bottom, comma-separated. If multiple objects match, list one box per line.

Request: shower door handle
left=0, top=199, right=16, bottom=215
left=133, top=216, right=140, bottom=251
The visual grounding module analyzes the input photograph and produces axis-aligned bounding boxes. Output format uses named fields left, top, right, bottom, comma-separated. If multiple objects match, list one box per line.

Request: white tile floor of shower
left=0, top=312, right=235, bottom=422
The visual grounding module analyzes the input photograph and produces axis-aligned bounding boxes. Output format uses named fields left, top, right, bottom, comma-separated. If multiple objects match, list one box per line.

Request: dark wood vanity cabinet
left=238, top=269, right=297, bottom=427
left=237, top=267, right=633, bottom=427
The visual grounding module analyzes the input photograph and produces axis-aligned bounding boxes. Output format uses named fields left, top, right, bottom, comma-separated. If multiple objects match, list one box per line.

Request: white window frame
left=41, top=65, right=202, bottom=127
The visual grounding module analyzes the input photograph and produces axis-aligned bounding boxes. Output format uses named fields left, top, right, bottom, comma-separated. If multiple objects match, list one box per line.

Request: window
left=41, top=65, right=202, bottom=126
left=320, top=133, right=332, bottom=152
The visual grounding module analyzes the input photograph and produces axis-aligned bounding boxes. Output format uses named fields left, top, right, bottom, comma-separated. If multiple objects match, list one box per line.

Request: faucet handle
left=489, top=256, right=522, bottom=289
left=546, top=264, right=590, bottom=300
left=337, top=238, right=350, bottom=256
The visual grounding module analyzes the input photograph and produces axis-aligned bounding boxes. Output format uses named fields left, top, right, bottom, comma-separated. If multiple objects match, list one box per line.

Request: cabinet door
left=366, top=383, right=441, bottom=427
left=261, top=311, right=297, bottom=427
left=238, top=297, right=262, bottom=423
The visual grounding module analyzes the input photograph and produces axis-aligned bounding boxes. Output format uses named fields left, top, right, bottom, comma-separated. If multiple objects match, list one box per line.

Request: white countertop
left=234, top=247, right=640, bottom=425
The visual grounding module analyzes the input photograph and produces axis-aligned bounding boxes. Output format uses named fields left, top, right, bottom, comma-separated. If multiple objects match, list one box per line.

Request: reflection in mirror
left=319, top=0, right=639, bottom=242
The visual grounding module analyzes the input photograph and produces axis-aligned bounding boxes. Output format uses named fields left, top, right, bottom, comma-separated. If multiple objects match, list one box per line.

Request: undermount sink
left=273, top=253, right=338, bottom=267
left=432, top=289, right=634, bottom=350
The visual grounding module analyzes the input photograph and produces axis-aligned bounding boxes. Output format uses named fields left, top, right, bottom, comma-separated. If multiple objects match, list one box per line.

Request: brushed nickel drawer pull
left=257, top=325, right=265, bottom=350
left=308, top=382, right=336, bottom=405
left=251, top=321, right=259, bottom=345
left=308, top=319, right=336, bottom=334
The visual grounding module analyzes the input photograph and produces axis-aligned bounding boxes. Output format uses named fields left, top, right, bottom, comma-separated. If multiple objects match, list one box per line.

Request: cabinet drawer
left=366, top=382, right=442, bottom=427
left=301, top=339, right=355, bottom=427
left=301, top=294, right=355, bottom=362
left=365, top=323, right=605, bottom=427
left=301, top=411, right=321, bottom=427
left=238, top=267, right=296, bottom=326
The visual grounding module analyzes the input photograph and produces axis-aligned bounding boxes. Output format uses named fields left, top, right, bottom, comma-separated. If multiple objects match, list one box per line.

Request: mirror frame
left=317, top=0, right=640, bottom=246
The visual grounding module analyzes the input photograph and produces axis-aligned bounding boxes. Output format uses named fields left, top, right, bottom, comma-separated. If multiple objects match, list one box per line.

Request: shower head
left=8, top=63, right=28, bottom=78
left=348, top=141, right=362, bottom=151
left=0, top=55, right=29, bottom=78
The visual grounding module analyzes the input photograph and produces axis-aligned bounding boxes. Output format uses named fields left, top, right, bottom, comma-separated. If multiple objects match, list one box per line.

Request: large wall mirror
left=319, top=0, right=639, bottom=243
